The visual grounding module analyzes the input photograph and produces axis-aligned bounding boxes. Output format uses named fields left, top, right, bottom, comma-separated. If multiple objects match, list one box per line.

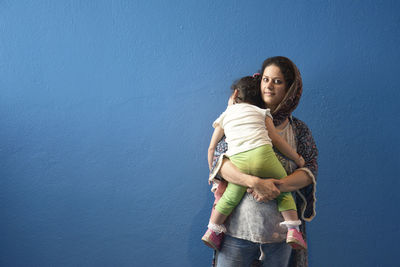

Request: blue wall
left=1, top=1, right=399, bottom=266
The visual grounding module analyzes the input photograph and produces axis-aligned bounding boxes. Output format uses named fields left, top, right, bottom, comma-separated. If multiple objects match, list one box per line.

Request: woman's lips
left=264, top=91, right=274, bottom=96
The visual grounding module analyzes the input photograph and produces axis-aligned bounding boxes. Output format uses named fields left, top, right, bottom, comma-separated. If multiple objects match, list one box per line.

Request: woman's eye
left=274, top=79, right=282, bottom=84
left=263, top=78, right=268, bottom=82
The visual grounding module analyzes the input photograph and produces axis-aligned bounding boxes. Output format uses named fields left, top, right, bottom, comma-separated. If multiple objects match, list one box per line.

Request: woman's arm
left=219, top=158, right=281, bottom=201
left=277, top=169, right=313, bottom=192
left=292, top=117, right=318, bottom=178
left=265, top=116, right=305, bottom=167
left=247, top=166, right=312, bottom=202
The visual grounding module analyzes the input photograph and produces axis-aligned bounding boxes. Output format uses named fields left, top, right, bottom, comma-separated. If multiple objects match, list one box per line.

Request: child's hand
left=295, top=155, right=305, bottom=167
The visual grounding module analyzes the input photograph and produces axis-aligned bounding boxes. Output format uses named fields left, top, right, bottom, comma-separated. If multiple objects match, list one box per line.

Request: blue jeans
left=216, top=235, right=292, bottom=267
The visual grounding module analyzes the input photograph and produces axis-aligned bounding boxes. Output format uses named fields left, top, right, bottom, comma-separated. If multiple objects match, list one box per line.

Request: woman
left=209, top=56, right=318, bottom=267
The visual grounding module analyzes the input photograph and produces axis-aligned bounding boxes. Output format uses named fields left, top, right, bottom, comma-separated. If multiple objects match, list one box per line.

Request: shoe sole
left=287, top=233, right=307, bottom=250
left=287, top=240, right=307, bottom=250
left=201, top=236, right=219, bottom=251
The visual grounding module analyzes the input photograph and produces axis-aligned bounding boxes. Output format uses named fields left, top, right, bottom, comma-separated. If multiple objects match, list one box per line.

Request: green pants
left=215, top=144, right=297, bottom=216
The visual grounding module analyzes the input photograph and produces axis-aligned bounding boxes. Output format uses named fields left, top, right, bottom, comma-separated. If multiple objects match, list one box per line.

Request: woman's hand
left=247, top=179, right=282, bottom=202
left=219, top=159, right=282, bottom=201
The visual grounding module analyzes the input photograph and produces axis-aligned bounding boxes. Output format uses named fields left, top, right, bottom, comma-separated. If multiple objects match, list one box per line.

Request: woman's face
left=260, top=64, right=287, bottom=111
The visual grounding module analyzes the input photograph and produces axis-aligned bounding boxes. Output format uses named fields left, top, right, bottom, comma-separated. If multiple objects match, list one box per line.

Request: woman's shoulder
left=290, top=116, right=318, bottom=148
left=290, top=116, right=312, bottom=133
left=291, top=116, right=307, bottom=127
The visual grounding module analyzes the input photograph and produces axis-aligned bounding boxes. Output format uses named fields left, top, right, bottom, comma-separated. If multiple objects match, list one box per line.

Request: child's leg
left=202, top=180, right=247, bottom=250
left=202, top=152, right=251, bottom=250
left=206, top=181, right=229, bottom=237
left=249, top=145, right=301, bottom=223
left=214, top=182, right=247, bottom=217
left=281, top=210, right=299, bottom=223
left=208, top=182, right=247, bottom=232
left=277, top=193, right=307, bottom=250
left=276, top=192, right=297, bottom=213
left=213, top=180, right=228, bottom=206
left=247, top=145, right=287, bottom=179
left=276, top=191, right=301, bottom=227
left=249, top=145, right=306, bottom=249
left=211, top=150, right=252, bottom=221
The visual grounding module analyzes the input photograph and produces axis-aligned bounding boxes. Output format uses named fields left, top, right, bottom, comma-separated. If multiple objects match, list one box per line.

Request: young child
left=202, top=75, right=307, bottom=251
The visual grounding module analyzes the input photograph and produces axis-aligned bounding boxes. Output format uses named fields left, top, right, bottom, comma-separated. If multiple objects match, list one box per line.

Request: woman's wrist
left=276, top=178, right=289, bottom=192
left=249, top=178, right=281, bottom=201
left=295, top=154, right=305, bottom=167
left=242, top=173, right=260, bottom=188
left=278, top=170, right=313, bottom=192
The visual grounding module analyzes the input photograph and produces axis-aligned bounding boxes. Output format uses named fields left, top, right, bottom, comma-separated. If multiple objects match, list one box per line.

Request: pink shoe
left=286, top=228, right=307, bottom=250
left=201, top=229, right=223, bottom=250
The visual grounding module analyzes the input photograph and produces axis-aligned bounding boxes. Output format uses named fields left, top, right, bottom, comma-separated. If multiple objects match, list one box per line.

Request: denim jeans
left=216, top=235, right=292, bottom=267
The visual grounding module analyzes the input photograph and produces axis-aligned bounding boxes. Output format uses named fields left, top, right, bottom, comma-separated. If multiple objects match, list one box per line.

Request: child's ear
left=232, top=89, right=239, bottom=103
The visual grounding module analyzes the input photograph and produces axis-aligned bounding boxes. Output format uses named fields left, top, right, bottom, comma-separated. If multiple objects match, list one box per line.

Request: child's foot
left=201, top=228, right=224, bottom=250
left=286, top=228, right=307, bottom=250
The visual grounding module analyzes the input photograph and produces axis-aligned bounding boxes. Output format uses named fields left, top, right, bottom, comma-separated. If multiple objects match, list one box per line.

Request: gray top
left=225, top=122, right=298, bottom=243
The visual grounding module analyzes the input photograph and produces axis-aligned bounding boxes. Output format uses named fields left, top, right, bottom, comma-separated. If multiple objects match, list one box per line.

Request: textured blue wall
left=1, top=1, right=399, bottom=266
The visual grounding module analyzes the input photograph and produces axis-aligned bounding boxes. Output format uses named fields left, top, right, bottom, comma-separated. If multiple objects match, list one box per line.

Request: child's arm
left=265, top=116, right=305, bottom=167
left=208, top=125, right=225, bottom=171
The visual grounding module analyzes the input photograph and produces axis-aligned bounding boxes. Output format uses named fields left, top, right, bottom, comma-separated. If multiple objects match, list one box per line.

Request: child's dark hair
left=231, top=75, right=263, bottom=108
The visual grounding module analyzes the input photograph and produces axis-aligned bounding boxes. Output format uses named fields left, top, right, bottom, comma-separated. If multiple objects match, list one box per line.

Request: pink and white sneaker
left=201, top=229, right=224, bottom=250
left=286, top=228, right=307, bottom=250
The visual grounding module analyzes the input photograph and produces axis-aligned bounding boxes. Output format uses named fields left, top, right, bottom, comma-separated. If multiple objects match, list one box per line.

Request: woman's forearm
left=219, top=158, right=281, bottom=200
left=278, top=169, right=313, bottom=192
left=218, top=158, right=257, bottom=187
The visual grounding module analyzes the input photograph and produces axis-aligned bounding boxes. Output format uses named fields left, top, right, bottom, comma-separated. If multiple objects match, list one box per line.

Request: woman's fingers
left=252, top=178, right=281, bottom=200
left=252, top=191, right=270, bottom=202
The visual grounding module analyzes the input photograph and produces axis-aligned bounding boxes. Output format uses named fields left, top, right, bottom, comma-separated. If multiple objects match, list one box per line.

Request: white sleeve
left=212, top=111, right=226, bottom=128
left=265, top=108, right=273, bottom=119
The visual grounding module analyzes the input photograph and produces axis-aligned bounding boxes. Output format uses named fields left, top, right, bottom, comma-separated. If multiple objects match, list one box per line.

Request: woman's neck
left=268, top=105, right=277, bottom=113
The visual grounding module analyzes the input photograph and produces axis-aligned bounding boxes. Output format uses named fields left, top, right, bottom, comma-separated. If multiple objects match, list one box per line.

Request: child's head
left=231, top=75, right=263, bottom=108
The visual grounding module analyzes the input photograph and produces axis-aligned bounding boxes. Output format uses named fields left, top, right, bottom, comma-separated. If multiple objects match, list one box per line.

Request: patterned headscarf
left=266, top=57, right=303, bottom=126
